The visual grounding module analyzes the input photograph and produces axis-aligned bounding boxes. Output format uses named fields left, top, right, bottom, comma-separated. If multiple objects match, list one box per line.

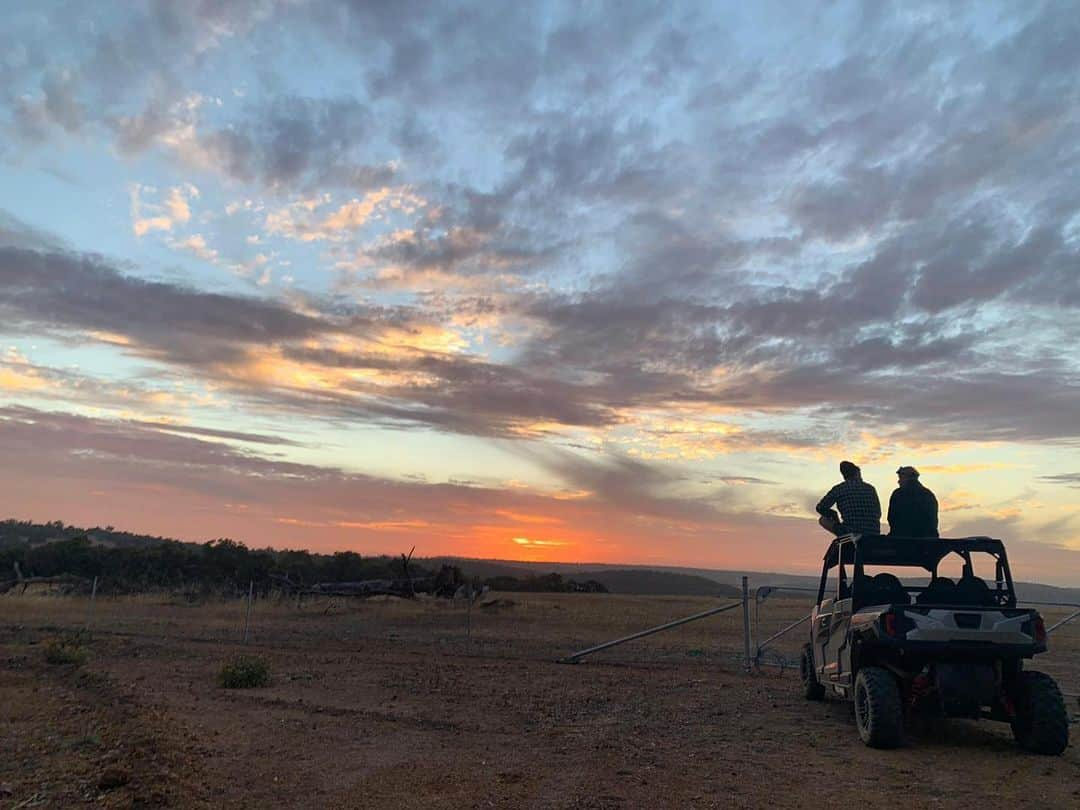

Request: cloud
left=11, top=69, right=85, bottom=140
left=0, top=243, right=624, bottom=437
left=707, top=475, right=778, bottom=486
left=130, top=183, right=199, bottom=237
left=114, top=94, right=396, bottom=193
left=1038, top=473, right=1080, bottom=489
left=167, top=233, right=219, bottom=262
left=164, top=185, right=196, bottom=223
left=0, top=351, right=221, bottom=415
left=0, top=245, right=324, bottom=359
left=0, top=211, right=67, bottom=251
left=0, top=404, right=708, bottom=539
left=511, top=444, right=735, bottom=525
left=264, top=188, right=425, bottom=242
left=0, top=349, right=52, bottom=393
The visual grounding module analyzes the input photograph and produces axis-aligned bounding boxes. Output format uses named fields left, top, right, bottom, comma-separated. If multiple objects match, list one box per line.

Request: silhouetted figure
left=816, top=460, right=881, bottom=536
left=887, top=466, right=938, bottom=537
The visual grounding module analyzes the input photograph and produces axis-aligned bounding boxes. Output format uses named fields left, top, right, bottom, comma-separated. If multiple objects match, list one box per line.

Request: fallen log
left=0, top=573, right=91, bottom=595
left=311, top=576, right=433, bottom=598
left=268, top=573, right=423, bottom=598
left=269, top=559, right=470, bottom=600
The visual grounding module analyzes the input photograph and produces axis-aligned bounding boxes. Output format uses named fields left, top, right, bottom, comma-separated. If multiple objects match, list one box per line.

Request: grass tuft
left=43, top=634, right=88, bottom=666
left=218, top=655, right=270, bottom=689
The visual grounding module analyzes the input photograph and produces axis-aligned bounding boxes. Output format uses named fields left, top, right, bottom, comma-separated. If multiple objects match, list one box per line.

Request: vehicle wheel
left=800, top=644, right=824, bottom=700
left=854, top=667, right=903, bottom=748
left=1010, top=671, right=1069, bottom=755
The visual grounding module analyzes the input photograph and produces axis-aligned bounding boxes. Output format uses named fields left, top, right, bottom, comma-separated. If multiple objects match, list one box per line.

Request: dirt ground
left=1, top=592, right=1078, bottom=809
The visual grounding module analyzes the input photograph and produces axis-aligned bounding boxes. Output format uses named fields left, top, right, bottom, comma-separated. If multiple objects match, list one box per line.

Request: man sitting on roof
left=887, top=466, right=939, bottom=537
left=816, top=460, right=881, bottom=536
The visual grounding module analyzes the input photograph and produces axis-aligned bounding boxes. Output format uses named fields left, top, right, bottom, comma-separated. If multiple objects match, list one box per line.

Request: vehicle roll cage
left=817, top=535, right=1017, bottom=608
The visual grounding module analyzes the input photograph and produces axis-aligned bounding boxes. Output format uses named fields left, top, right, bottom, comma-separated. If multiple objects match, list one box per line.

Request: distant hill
left=670, top=566, right=1080, bottom=607
left=0, top=518, right=187, bottom=551
left=423, top=557, right=540, bottom=581
left=426, top=558, right=732, bottom=596
left=427, top=556, right=1080, bottom=605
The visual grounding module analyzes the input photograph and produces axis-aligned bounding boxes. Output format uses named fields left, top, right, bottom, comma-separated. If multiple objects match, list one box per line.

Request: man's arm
left=816, top=485, right=839, bottom=516
left=869, top=484, right=881, bottom=520
left=887, top=489, right=898, bottom=531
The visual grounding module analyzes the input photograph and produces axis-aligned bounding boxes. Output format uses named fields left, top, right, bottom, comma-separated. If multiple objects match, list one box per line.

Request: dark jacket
left=887, top=481, right=939, bottom=537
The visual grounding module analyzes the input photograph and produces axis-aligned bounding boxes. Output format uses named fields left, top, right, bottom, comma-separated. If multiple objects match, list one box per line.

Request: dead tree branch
left=0, top=568, right=91, bottom=595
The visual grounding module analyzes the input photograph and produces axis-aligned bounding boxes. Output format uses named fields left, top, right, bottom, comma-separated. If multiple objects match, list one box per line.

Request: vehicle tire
left=854, top=667, right=904, bottom=748
left=1010, top=671, right=1069, bottom=755
left=800, top=644, right=824, bottom=700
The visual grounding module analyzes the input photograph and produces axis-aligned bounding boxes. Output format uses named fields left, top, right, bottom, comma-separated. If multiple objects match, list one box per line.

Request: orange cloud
left=202, top=321, right=474, bottom=402
left=0, top=349, right=53, bottom=392
left=0, top=366, right=49, bottom=392
left=611, top=408, right=842, bottom=461
left=275, top=517, right=430, bottom=531
left=130, top=183, right=199, bottom=237
left=919, top=462, right=1018, bottom=474
left=493, top=509, right=564, bottom=525
left=85, top=331, right=133, bottom=347
left=511, top=536, right=569, bottom=547
left=939, top=489, right=982, bottom=512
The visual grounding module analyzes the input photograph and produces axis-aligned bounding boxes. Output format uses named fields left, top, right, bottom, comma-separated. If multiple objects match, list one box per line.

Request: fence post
left=741, top=576, right=751, bottom=672
left=242, top=580, right=254, bottom=643
left=466, top=582, right=473, bottom=640
left=85, top=576, right=98, bottom=635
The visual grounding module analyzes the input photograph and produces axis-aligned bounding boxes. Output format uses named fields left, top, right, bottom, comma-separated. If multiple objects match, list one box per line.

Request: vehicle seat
left=852, top=574, right=875, bottom=608
left=871, top=573, right=909, bottom=605
left=955, top=575, right=993, bottom=606
left=916, top=576, right=958, bottom=605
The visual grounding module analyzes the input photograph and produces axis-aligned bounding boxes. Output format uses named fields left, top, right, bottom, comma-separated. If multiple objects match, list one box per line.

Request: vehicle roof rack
left=823, top=534, right=1006, bottom=570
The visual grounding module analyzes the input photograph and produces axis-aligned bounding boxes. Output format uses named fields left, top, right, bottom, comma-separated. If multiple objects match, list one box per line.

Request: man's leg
left=818, top=512, right=843, bottom=536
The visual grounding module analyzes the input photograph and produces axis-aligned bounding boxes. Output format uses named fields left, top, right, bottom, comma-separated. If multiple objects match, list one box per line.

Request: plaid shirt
left=816, top=478, right=881, bottom=534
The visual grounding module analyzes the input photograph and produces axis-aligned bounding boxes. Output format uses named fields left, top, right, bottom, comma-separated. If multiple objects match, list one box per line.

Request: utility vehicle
left=800, top=534, right=1068, bottom=753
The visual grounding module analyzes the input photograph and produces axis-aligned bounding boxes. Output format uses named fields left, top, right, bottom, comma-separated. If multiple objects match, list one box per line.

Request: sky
left=1, top=1, right=1078, bottom=584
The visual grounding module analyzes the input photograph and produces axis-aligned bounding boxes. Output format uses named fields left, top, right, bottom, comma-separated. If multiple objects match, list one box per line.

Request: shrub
left=218, top=655, right=270, bottom=688
left=43, top=635, right=87, bottom=666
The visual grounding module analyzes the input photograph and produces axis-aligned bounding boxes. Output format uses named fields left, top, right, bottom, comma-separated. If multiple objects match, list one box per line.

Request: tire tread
left=855, top=666, right=903, bottom=749
left=1011, top=670, right=1069, bottom=755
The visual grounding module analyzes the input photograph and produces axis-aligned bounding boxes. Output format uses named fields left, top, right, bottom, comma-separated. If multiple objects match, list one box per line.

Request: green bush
left=43, top=635, right=87, bottom=666
left=218, top=655, right=270, bottom=688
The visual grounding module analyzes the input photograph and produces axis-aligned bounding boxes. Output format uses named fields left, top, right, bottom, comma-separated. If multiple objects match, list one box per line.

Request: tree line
left=0, top=520, right=609, bottom=596
left=0, top=519, right=426, bottom=595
